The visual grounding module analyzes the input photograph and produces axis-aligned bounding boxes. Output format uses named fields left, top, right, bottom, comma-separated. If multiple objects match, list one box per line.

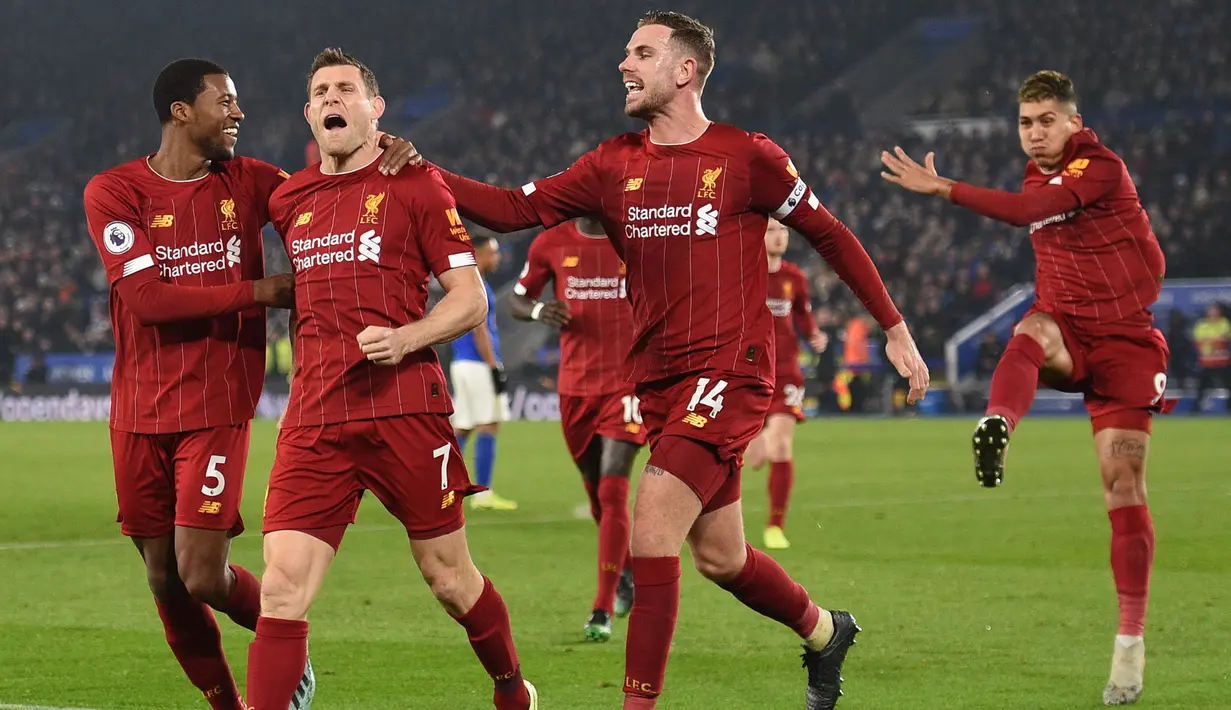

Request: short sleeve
left=512, top=232, right=554, bottom=300
left=747, top=134, right=815, bottom=220
left=408, top=168, right=478, bottom=278
left=1057, top=152, right=1122, bottom=208
left=83, top=175, right=158, bottom=285
left=519, top=147, right=604, bottom=228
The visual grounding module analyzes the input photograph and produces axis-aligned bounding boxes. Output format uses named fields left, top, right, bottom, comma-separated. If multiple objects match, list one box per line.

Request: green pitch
left=1, top=418, right=1227, bottom=709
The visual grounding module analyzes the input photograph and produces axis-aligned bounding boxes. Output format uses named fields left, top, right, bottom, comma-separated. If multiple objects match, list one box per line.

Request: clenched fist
left=357, top=325, right=414, bottom=365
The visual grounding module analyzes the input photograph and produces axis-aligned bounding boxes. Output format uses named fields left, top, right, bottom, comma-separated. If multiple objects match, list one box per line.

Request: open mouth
left=222, top=126, right=239, bottom=143
left=323, top=114, right=347, bottom=131
left=624, top=80, right=644, bottom=97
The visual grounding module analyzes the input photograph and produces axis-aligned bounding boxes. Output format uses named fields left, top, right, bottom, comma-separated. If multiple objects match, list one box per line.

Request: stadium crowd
left=1, top=0, right=1228, bottom=395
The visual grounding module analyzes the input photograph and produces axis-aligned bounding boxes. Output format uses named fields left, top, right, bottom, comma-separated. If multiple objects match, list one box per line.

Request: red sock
left=623, top=556, right=681, bottom=704
left=594, top=476, right=631, bottom=613
left=246, top=616, right=308, bottom=710
left=718, top=543, right=820, bottom=638
left=454, top=576, right=530, bottom=709
left=1109, top=505, right=1154, bottom=636
left=767, top=461, right=794, bottom=529
left=218, top=564, right=260, bottom=632
left=155, top=593, right=244, bottom=710
left=986, top=334, right=1045, bottom=432
left=584, top=479, right=602, bottom=523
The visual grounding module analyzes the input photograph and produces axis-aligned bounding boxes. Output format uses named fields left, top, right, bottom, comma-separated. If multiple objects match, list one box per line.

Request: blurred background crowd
left=1, top=0, right=1227, bottom=412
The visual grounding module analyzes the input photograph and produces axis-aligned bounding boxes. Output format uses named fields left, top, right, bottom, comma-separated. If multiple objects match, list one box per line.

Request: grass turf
left=0, top=417, right=1227, bottom=709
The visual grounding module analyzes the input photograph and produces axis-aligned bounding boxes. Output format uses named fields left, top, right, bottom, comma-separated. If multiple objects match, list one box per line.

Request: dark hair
left=1019, top=70, right=1078, bottom=108
left=152, top=58, right=228, bottom=124
left=308, top=47, right=380, bottom=98
left=638, top=11, right=716, bottom=89
left=471, top=234, right=497, bottom=250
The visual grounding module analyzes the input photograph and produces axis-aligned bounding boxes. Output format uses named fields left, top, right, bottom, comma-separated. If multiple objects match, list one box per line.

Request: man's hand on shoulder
left=376, top=132, right=426, bottom=176
left=880, top=147, right=955, bottom=199
left=253, top=273, right=295, bottom=308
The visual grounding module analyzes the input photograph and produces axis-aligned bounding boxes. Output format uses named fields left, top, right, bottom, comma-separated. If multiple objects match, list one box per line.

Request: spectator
left=1192, top=303, right=1231, bottom=412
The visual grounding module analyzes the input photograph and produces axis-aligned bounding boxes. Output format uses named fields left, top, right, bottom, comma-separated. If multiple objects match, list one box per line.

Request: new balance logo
left=441, top=491, right=456, bottom=509
left=198, top=501, right=222, bottom=515
left=226, top=236, right=241, bottom=267
left=695, top=204, right=718, bottom=236
left=682, top=412, right=708, bottom=428
left=357, top=229, right=381, bottom=262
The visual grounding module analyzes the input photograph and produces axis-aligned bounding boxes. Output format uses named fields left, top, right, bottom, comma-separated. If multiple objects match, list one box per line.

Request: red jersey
left=1022, top=129, right=1165, bottom=326
left=269, top=159, right=476, bottom=427
left=767, top=260, right=818, bottom=384
left=83, top=156, right=285, bottom=434
left=442, top=123, right=901, bottom=386
left=514, top=221, right=635, bottom=397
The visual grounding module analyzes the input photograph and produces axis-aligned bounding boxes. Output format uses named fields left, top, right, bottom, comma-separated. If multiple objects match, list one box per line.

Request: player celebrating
left=510, top=215, right=645, bottom=642
left=83, top=58, right=309, bottom=710
left=742, top=218, right=828, bottom=551
left=880, top=70, right=1167, bottom=706
left=390, top=12, right=929, bottom=707
left=246, top=49, right=536, bottom=710
left=451, top=234, right=518, bottom=511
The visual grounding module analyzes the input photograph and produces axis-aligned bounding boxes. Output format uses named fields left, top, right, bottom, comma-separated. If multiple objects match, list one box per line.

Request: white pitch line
left=0, top=703, right=109, bottom=710
left=0, top=484, right=1222, bottom=553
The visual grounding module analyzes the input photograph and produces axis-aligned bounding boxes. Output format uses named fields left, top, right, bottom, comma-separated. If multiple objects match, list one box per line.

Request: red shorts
left=558, top=390, right=648, bottom=463
left=111, top=422, right=250, bottom=539
left=767, top=375, right=806, bottom=422
left=1028, top=306, right=1171, bottom=433
left=263, top=415, right=482, bottom=549
left=637, top=370, right=772, bottom=513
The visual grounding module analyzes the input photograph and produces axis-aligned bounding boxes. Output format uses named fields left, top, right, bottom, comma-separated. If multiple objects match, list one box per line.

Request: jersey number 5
left=687, top=378, right=728, bottom=417
left=202, top=455, right=226, bottom=497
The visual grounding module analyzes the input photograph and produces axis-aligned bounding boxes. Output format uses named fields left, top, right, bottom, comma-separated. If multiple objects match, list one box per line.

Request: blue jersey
left=453, top=278, right=500, bottom=363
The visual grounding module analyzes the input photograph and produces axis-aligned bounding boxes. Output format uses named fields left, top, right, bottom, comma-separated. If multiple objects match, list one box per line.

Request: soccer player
left=246, top=49, right=536, bottom=710
left=393, top=12, right=930, bottom=708
left=510, top=215, right=645, bottom=641
left=451, top=234, right=517, bottom=510
left=83, top=58, right=308, bottom=710
left=880, top=70, right=1168, bottom=706
left=742, top=218, right=829, bottom=551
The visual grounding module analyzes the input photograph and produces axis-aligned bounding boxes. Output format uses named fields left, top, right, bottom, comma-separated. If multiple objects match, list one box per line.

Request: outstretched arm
left=114, top=269, right=293, bottom=326
left=435, top=168, right=545, bottom=233
left=749, top=135, right=928, bottom=402
left=84, top=176, right=293, bottom=326
left=435, top=145, right=605, bottom=234
left=880, top=147, right=1082, bottom=227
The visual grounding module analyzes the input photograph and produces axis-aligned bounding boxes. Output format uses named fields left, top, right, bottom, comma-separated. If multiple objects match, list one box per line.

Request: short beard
left=625, top=89, right=669, bottom=121
left=201, top=137, right=235, bottom=163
